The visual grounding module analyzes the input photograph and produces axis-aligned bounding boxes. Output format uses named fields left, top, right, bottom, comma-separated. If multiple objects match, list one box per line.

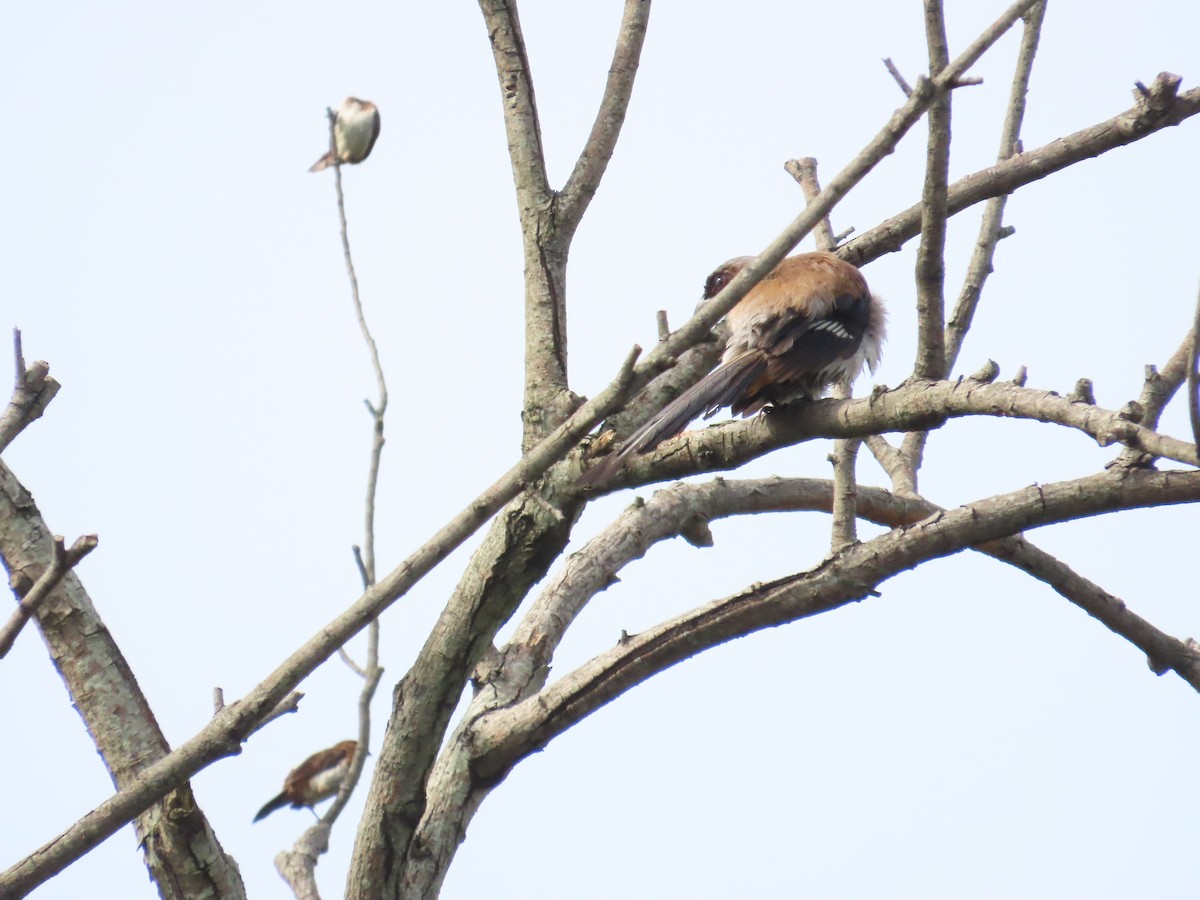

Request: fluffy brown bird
left=580, top=252, right=886, bottom=485
left=253, top=739, right=358, bottom=822
left=309, top=97, right=381, bottom=172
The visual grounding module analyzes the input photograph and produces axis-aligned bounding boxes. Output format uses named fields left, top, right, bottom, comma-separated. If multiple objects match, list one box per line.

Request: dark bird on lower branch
left=309, top=97, right=381, bottom=172
left=253, top=739, right=358, bottom=822
left=579, top=252, right=887, bottom=486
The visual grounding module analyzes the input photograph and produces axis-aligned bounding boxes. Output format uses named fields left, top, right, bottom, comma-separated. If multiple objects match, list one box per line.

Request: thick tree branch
left=912, top=0, right=952, bottom=384
left=347, top=7, right=1035, bottom=890
left=1, top=346, right=642, bottom=898
left=589, top=376, right=1200, bottom=491
left=0, top=461, right=246, bottom=900
left=471, top=467, right=1200, bottom=778
left=501, top=475, right=1200, bottom=705
left=403, top=448, right=1200, bottom=887
left=0, top=534, right=96, bottom=658
left=479, top=0, right=573, bottom=442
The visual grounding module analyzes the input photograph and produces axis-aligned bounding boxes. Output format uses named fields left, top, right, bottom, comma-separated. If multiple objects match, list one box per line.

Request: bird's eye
left=705, top=272, right=728, bottom=297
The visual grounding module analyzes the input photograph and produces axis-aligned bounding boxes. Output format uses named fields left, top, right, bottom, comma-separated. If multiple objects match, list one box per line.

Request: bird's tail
left=253, top=792, right=290, bottom=823
left=579, top=353, right=766, bottom=486
left=308, top=151, right=337, bottom=173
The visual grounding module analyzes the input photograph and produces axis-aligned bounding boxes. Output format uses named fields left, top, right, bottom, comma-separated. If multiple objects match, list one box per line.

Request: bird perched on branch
left=309, top=97, right=381, bottom=172
left=253, top=739, right=358, bottom=822
left=579, top=252, right=886, bottom=486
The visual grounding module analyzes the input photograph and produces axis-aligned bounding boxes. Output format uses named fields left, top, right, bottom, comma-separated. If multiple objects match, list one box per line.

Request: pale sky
left=3, top=2, right=1199, bottom=898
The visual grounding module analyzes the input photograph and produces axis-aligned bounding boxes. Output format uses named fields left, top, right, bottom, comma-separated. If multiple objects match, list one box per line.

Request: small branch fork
left=0, top=535, right=97, bottom=658
left=0, top=329, right=61, bottom=454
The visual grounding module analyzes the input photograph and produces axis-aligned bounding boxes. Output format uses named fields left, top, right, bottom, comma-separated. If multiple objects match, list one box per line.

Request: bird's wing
left=284, top=745, right=347, bottom=792
left=751, top=292, right=872, bottom=384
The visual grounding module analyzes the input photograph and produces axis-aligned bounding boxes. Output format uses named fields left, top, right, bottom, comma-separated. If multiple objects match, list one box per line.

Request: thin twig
left=786, top=158, right=857, bottom=546
left=827, top=387, right=862, bottom=551
left=250, top=692, right=305, bottom=736
left=901, top=0, right=1045, bottom=482
left=655, top=310, right=670, bottom=342
left=275, top=108, right=391, bottom=893
left=783, top=158, right=837, bottom=250
left=944, top=0, right=1046, bottom=368
left=883, top=57, right=913, bottom=96
left=841, top=74, right=1197, bottom=269
left=0, top=535, right=97, bottom=658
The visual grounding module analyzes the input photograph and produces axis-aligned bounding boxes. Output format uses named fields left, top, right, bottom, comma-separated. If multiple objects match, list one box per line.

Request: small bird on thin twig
left=253, top=739, right=358, bottom=822
left=309, top=97, right=381, bottom=173
left=580, top=252, right=886, bottom=485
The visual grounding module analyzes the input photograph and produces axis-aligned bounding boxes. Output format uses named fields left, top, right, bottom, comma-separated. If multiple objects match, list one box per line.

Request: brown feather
left=579, top=252, right=885, bottom=486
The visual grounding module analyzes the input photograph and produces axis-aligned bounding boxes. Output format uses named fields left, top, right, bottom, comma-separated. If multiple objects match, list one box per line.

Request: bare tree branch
left=274, top=109, right=390, bottom=898
left=471, top=467, right=1200, bottom=780
left=784, top=157, right=859, bottom=547
left=783, top=157, right=838, bottom=251
left=901, top=2, right=1046, bottom=485
left=0, top=329, right=61, bottom=454
left=1189, top=286, right=1200, bottom=451
left=591, top=374, right=1200, bottom=491
left=911, top=0, right=952, bottom=385
left=1113, top=322, right=1198, bottom=469
left=557, top=0, right=652, bottom=233
left=347, top=7, right=1038, bottom=890
left=944, top=1, right=1046, bottom=368
left=0, top=534, right=96, bottom=657
left=0, top=461, right=246, bottom=899
left=478, top=0, right=571, bottom=441
left=883, top=57, right=913, bottom=97
left=842, top=74, right=1196, bottom=267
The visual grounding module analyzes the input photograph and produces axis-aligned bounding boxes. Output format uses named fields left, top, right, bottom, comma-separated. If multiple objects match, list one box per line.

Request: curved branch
left=589, top=376, right=1200, bottom=491
left=473, top=467, right=1200, bottom=778
left=514, top=476, right=1200, bottom=691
